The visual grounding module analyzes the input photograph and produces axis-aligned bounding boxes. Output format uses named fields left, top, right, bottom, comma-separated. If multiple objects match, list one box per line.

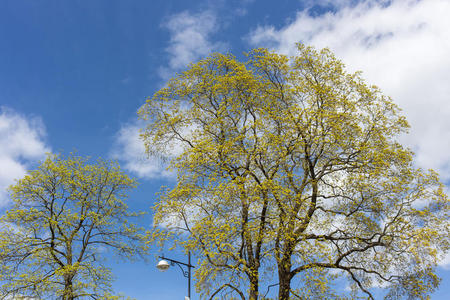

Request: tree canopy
left=140, top=44, right=449, bottom=299
left=0, top=154, right=147, bottom=300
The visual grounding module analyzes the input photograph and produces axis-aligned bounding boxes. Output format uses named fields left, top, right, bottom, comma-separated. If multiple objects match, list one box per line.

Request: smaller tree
left=0, top=154, right=147, bottom=300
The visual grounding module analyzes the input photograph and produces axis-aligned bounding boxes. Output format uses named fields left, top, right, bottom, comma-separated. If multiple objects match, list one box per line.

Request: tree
left=140, top=44, right=449, bottom=299
left=0, top=154, right=147, bottom=300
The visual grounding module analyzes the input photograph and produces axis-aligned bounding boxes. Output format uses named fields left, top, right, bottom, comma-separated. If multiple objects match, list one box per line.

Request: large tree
left=140, top=44, right=449, bottom=299
left=0, top=154, right=147, bottom=300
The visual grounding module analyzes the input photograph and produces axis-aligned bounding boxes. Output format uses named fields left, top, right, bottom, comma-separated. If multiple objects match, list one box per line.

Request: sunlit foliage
left=140, top=44, right=449, bottom=299
left=0, top=154, right=147, bottom=300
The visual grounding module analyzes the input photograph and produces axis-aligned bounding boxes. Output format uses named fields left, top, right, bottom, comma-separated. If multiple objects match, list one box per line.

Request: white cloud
left=247, top=0, right=450, bottom=180
left=159, top=10, right=226, bottom=79
left=0, top=107, right=50, bottom=206
left=439, top=251, right=450, bottom=269
left=110, top=121, right=175, bottom=180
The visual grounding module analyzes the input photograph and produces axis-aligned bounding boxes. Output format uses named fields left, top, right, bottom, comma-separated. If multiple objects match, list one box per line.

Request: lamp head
left=156, top=259, right=170, bottom=271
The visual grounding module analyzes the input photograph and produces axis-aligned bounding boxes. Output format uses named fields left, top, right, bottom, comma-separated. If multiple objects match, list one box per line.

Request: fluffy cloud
left=440, top=252, right=450, bottom=270
left=0, top=107, right=50, bottom=206
left=248, top=0, right=450, bottom=181
left=159, top=10, right=226, bottom=79
left=110, top=121, right=176, bottom=180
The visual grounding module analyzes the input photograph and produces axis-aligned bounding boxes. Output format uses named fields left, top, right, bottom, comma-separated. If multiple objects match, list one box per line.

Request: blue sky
left=1, top=0, right=449, bottom=298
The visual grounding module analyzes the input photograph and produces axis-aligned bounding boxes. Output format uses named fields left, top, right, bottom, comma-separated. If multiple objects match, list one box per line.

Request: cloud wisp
left=158, top=10, right=226, bottom=80
left=0, top=107, right=50, bottom=206
left=110, top=121, right=176, bottom=180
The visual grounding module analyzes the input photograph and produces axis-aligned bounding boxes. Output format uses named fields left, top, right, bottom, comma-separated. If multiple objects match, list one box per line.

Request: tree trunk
left=64, top=274, right=75, bottom=300
left=249, top=273, right=259, bottom=300
left=278, top=258, right=292, bottom=300
left=278, top=278, right=291, bottom=300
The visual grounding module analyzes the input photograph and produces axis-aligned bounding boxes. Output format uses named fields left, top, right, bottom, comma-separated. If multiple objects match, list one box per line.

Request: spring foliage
left=140, top=44, right=449, bottom=299
left=0, top=154, right=147, bottom=300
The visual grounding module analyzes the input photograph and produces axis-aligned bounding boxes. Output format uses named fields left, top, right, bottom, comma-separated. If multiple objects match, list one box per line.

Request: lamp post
left=157, top=251, right=195, bottom=300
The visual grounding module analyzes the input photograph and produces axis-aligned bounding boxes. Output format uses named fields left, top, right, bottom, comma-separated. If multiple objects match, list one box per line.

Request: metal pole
left=158, top=253, right=194, bottom=299
left=188, top=250, right=191, bottom=299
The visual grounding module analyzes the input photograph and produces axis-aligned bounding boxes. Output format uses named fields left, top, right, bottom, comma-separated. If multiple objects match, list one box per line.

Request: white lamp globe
left=156, top=259, right=170, bottom=271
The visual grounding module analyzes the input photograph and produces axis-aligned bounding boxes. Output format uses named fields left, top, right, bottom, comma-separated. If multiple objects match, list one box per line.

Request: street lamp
left=157, top=251, right=195, bottom=300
